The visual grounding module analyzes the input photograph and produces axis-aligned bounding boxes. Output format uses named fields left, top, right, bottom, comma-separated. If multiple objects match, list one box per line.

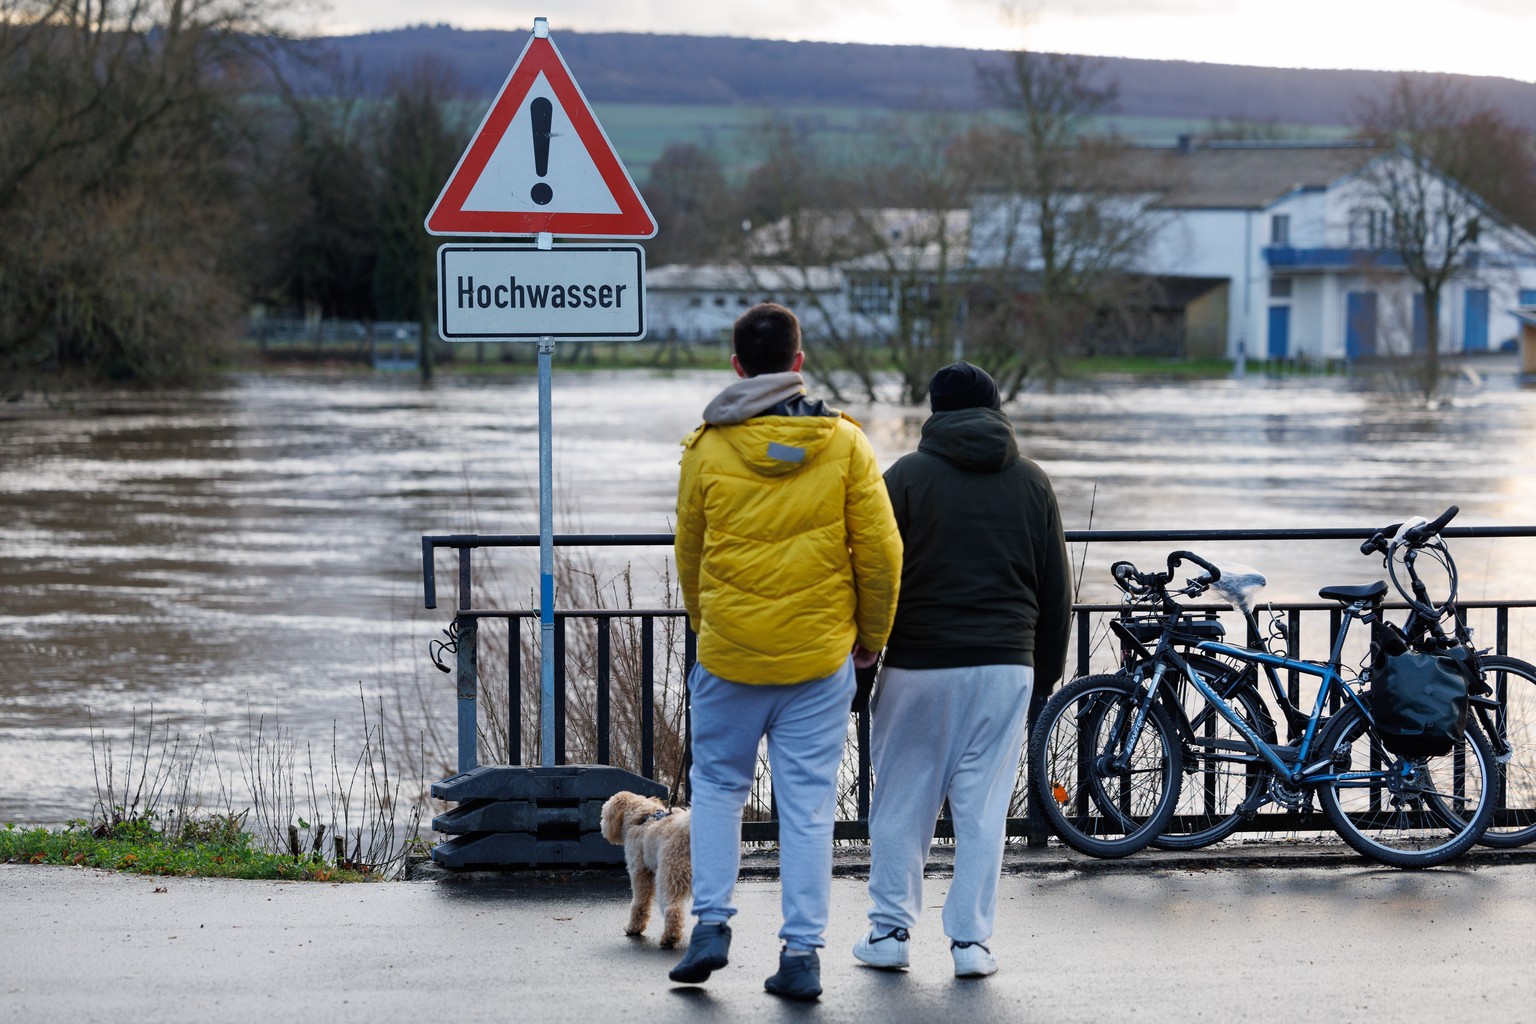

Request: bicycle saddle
left=1317, top=580, right=1388, bottom=603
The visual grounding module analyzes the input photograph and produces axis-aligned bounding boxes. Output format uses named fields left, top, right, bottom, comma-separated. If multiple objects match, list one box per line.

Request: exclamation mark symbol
left=530, top=97, right=553, bottom=206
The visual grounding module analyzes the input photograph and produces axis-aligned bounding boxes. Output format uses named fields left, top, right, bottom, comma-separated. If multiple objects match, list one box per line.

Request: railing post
left=642, top=616, right=656, bottom=778
left=508, top=616, right=521, bottom=766
left=456, top=547, right=477, bottom=774
left=597, top=619, right=611, bottom=765
left=554, top=615, right=567, bottom=765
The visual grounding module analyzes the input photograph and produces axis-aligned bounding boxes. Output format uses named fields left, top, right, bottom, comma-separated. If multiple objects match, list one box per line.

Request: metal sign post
left=537, top=332, right=556, bottom=766
left=423, top=16, right=661, bottom=868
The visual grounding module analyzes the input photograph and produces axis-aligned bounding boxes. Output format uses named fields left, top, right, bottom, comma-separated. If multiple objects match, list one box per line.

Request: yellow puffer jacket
left=676, top=402, right=901, bottom=685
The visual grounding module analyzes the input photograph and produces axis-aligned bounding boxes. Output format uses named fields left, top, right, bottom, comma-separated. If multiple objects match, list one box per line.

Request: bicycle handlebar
left=1402, top=505, right=1458, bottom=546
left=1110, top=551, right=1220, bottom=601
left=1168, top=550, right=1221, bottom=583
left=1360, top=505, right=1458, bottom=555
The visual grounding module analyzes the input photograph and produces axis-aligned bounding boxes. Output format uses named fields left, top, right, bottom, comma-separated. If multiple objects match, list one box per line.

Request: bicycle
left=1361, top=505, right=1536, bottom=848
left=1029, top=550, right=1497, bottom=868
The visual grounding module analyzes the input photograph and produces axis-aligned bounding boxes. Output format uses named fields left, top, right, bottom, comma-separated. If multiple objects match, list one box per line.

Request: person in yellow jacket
left=668, top=302, right=902, bottom=1001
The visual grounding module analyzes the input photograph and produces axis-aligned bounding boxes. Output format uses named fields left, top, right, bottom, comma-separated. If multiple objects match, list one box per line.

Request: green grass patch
left=0, top=820, right=373, bottom=883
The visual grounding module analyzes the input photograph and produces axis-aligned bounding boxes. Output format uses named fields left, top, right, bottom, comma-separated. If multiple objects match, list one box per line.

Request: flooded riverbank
left=4, top=364, right=1536, bottom=825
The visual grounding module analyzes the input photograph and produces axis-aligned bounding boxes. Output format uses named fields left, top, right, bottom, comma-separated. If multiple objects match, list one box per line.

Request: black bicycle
left=1361, top=505, right=1536, bottom=848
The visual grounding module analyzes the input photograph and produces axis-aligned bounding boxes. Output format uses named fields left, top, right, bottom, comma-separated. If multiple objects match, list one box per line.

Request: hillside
left=299, top=24, right=1536, bottom=131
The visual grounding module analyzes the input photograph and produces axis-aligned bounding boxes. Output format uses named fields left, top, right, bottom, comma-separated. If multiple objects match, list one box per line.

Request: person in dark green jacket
left=852, top=361, right=1071, bottom=980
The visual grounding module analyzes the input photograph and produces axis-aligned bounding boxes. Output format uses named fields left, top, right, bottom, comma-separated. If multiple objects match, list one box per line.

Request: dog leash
left=668, top=664, right=692, bottom=810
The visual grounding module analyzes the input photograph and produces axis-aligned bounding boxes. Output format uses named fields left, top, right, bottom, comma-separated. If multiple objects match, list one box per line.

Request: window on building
left=1270, top=214, right=1290, bottom=246
left=1351, top=208, right=1390, bottom=249
left=713, top=296, right=726, bottom=307
left=850, top=278, right=895, bottom=316
left=688, top=296, right=702, bottom=307
left=1269, top=277, right=1293, bottom=300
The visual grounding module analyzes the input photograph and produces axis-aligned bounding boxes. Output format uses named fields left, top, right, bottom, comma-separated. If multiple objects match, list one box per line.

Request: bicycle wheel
left=1315, top=701, right=1495, bottom=869
left=1474, top=655, right=1536, bottom=848
left=1152, top=665, right=1275, bottom=851
left=1029, top=673, right=1182, bottom=859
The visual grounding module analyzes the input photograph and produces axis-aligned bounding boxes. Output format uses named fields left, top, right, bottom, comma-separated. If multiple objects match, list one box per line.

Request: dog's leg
left=659, top=887, right=686, bottom=949
left=658, top=847, right=690, bottom=949
left=626, top=863, right=654, bottom=937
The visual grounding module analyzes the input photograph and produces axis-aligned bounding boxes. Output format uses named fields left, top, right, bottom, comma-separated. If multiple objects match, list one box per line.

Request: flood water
left=5, top=363, right=1536, bottom=826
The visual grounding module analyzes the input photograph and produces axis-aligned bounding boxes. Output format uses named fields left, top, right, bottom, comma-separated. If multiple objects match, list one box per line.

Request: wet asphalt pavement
left=4, top=843, right=1535, bottom=1023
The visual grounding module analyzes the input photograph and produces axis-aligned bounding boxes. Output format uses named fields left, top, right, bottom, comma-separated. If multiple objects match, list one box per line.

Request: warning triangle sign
left=425, top=28, right=656, bottom=238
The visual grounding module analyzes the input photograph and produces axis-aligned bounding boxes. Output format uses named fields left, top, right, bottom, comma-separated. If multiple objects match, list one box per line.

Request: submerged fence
left=422, top=526, right=1536, bottom=843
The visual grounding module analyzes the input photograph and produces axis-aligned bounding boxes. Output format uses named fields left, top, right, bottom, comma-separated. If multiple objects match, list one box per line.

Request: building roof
left=746, top=209, right=969, bottom=259
left=1127, top=141, right=1388, bottom=210
left=647, top=263, right=843, bottom=293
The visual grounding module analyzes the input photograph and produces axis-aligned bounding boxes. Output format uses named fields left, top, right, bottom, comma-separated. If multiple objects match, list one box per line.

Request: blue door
left=1463, top=289, right=1489, bottom=351
left=1412, top=293, right=1428, bottom=352
left=1267, top=306, right=1290, bottom=359
left=1346, top=292, right=1377, bottom=360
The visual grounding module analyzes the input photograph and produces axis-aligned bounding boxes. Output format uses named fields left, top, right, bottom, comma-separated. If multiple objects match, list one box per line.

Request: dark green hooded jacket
left=881, top=406, right=1072, bottom=690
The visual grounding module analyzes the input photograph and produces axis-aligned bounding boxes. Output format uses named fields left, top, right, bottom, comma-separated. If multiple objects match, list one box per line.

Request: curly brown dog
left=600, top=791, right=692, bottom=948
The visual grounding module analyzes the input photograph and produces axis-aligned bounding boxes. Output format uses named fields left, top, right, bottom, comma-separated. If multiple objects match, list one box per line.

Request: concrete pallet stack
left=430, top=764, right=668, bottom=869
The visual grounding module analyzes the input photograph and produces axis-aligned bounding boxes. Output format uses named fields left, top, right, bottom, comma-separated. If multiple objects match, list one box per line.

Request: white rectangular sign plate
left=437, top=243, right=646, bottom=341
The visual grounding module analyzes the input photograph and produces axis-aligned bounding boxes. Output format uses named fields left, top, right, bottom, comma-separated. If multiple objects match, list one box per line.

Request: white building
left=972, top=140, right=1536, bottom=361
left=646, top=209, right=971, bottom=345
left=645, top=264, right=845, bottom=343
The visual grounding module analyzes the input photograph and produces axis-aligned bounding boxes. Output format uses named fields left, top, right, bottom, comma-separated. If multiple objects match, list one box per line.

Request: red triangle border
left=425, top=35, right=656, bottom=238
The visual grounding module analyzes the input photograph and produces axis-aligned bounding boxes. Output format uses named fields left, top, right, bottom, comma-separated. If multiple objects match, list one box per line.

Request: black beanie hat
left=928, top=361, right=1000, bottom=412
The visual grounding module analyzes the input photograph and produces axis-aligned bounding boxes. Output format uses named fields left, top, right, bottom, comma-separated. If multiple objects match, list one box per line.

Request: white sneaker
left=951, top=940, right=998, bottom=978
left=852, top=926, right=911, bottom=970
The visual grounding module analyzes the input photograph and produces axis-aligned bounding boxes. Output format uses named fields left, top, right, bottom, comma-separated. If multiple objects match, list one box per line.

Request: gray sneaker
left=852, top=926, right=911, bottom=969
left=668, top=921, right=731, bottom=984
left=764, top=948, right=822, bottom=1001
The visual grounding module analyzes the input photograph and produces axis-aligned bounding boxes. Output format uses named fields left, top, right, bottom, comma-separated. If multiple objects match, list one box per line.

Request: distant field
left=584, top=103, right=1346, bottom=181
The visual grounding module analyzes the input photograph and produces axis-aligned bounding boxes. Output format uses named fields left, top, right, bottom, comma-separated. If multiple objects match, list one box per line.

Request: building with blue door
left=969, top=140, right=1536, bottom=362
left=651, top=143, right=1536, bottom=363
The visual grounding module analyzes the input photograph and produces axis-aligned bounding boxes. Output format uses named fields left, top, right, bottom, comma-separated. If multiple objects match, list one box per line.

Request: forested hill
left=301, top=24, right=1536, bottom=130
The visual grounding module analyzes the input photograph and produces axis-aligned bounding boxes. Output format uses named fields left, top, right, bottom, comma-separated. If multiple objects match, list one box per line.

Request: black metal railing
left=423, top=527, right=1536, bottom=842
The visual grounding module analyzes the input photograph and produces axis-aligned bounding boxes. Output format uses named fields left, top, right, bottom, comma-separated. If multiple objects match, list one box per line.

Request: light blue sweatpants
left=866, top=664, right=1034, bottom=944
left=686, top=658, right=855, bottom=951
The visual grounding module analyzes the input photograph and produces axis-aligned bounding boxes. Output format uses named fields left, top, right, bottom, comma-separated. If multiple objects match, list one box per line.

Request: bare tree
left=251, top=72, right=378, bottom=326
left=642, top=142, right=735, bottom=269
left=969, top=49, right=1162, bottom=396
left=1356, top=76, right=1521, bottom=398
left=729, top=114, right=982, bottom=405
left=0, top=0, right=298, bottom=389
left=372, top=60, right=470, bottom=381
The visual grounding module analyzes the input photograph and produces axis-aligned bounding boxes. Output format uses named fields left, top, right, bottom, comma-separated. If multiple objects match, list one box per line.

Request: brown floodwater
left=4, top=365, right=1536, bottom=825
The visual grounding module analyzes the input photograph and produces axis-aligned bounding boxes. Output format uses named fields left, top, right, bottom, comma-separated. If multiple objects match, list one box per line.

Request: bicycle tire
left=1315, top=701, right=1495, bottom=869
left=1152, top=670, right=1275, bottom=851
left=1473, top=655, right=1536, bottom=848
left=1029, top=673, right=1183, bottom=859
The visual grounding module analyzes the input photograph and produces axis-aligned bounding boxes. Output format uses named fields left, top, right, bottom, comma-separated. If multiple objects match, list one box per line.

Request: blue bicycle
left=1030, top=550, right=1496, bottom=868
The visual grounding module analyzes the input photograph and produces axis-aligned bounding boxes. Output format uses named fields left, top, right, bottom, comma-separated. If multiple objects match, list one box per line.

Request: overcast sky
left=307, top=1, right=1536, bottom=84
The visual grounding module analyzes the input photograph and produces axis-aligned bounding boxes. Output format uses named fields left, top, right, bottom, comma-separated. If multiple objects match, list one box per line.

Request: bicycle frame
left=1122, top=595, right=1405, bottom=795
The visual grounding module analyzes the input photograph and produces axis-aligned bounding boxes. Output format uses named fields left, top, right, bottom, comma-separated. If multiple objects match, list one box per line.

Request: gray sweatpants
left=686, top=658, right=856, bottom=951
left=865, top=663, right=1034, bottom=944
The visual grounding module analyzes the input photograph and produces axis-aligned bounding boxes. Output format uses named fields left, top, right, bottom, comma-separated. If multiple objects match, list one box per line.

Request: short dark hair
left=732, top=302, right=801, bottom=376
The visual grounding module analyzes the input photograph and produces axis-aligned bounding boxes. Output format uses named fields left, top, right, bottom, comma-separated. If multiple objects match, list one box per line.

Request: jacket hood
left=689, top=371, right=847, bottom=478
left=918, top=406, right=1020, bottom=473
left=702, top=372, right=807, bottom=425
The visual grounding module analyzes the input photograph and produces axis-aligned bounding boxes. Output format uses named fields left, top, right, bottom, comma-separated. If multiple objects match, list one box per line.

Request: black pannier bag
left=1369, top=623, right=1470, bottom=759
